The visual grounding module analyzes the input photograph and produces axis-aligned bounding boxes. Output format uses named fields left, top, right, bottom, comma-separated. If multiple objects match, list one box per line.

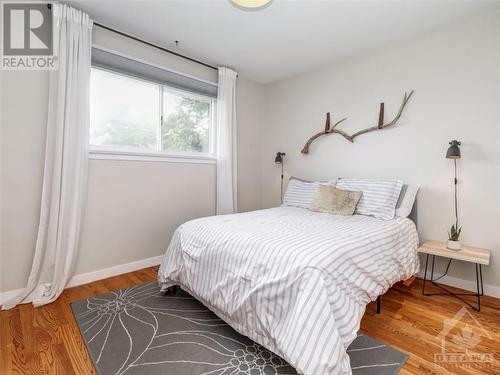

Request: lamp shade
left=275, top=152, right=285, bottom=164
left=230, top=0, right=272, bottom=9
left=446, top=140, right=461, bottom=159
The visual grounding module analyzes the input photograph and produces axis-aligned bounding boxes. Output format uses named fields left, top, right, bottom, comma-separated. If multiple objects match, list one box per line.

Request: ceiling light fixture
left=230, top=0, right=272, bottom=10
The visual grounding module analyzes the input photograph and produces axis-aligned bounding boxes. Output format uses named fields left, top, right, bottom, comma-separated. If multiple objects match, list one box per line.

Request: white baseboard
left=67, top=255, right=163, bottom=288
left=417, top=270, right=500, bottom=299
left=0, top=255, right=163, bottom=304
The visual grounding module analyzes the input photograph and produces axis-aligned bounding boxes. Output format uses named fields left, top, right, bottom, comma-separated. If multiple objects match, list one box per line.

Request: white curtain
left=216, top=67, right=238, bottom=215
left=2, top=5, right=93, bottom=309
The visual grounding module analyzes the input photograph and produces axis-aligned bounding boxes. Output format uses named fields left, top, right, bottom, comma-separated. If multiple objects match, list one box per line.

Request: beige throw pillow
left=310, top=185, right=363, bottom=216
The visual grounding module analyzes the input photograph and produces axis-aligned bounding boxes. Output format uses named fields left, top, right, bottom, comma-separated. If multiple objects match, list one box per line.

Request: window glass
left=90, top=67, right=215, bottom=157
left=161, top=88, right=211, bottom=154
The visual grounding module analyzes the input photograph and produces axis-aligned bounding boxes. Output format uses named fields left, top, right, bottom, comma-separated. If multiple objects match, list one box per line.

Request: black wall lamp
left=275, top=152, right=286, bottom=203
left=446, top=140, right=461, bottom=160
left=446, top=140, right=461, bottom=229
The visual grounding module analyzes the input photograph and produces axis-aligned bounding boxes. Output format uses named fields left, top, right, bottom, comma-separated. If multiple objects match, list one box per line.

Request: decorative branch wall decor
left=301, top=90, right=414, bottom=154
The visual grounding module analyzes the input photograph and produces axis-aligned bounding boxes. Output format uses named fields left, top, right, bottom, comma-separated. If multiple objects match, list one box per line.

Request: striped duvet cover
left=158, top=206, right=419, bottom=374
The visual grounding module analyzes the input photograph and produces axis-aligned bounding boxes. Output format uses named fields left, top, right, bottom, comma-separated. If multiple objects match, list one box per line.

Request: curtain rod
left=46, top=4, right=218, bottom=71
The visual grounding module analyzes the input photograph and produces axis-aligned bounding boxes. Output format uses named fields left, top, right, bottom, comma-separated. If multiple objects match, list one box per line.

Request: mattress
left=158, top=206, right=419, bottom=374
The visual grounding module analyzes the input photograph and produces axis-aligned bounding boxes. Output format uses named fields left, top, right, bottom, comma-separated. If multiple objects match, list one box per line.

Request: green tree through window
left=162, top=95, right=210, bottom=153
left=91, top=108, right=158, bottom=150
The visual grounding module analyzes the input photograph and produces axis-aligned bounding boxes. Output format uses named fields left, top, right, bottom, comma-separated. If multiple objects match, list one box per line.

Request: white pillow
left=283, top=178, right=336, bottom=209
left=395, top=184, right=419, bottom=218
left=335, top=178, right=403, bottom=220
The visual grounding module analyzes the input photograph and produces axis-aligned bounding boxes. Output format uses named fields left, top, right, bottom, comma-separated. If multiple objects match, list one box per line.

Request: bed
left=158, top=205, right=419, bottom=375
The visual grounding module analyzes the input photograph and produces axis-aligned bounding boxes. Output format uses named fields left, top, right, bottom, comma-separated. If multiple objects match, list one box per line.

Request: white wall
left=261, top=11, right=500, bottom=290
left=0, top=27, right=264, bottom=292
left=236, top=77, right=264, bottom=212
left=74, top=160, right=216, bottom=275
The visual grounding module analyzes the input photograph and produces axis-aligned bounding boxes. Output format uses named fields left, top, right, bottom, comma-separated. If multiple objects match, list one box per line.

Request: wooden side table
left=417, top=241, right=491, bottom=311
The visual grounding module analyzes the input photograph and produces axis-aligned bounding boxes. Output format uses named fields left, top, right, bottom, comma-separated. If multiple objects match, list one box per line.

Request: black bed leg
left=164, top=285, right=180, bottom=295
left=376, top=296, right=381, bottom=314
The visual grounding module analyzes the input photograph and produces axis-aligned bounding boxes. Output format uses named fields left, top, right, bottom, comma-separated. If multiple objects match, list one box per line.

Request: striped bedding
left=282, top=178, right=321, bottom=209
left=335, top=179, right=403, bottom=220
left=282, top=178, right=336, bottom=209
left=158, top=206, right=419, bottom=375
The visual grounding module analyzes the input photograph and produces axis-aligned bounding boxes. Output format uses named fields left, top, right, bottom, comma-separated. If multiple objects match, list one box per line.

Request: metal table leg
left=422, top=254, right=483, bottom=311
left=422, top=254, right=429, bottom=295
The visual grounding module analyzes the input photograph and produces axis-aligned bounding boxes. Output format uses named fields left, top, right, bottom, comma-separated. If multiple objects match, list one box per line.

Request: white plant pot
left=447, top=240, right=462, bottom=251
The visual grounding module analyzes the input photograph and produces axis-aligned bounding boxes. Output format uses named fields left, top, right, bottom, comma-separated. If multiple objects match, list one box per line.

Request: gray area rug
left=71, top=281, right=408, bottom=375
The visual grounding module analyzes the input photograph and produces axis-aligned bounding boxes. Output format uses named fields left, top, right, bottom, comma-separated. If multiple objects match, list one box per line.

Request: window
left=89, top=67, right=216, bottom=158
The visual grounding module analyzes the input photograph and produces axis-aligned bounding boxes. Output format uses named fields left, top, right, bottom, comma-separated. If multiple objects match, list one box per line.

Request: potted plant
left=447, top=225, right=462, bottom=250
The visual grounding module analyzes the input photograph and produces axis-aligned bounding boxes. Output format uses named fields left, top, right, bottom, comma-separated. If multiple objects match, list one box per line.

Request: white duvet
left=158, top=207, right=419, bottom=374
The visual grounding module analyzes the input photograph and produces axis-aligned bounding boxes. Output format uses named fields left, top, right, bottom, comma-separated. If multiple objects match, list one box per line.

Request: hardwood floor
left=1, top=267, right=498, bottom=374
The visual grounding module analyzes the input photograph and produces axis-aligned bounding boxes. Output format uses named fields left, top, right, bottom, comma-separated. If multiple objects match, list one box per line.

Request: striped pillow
left=335, top=178, right=403, bottom=220
left=283, top=178, right=337, bottom=209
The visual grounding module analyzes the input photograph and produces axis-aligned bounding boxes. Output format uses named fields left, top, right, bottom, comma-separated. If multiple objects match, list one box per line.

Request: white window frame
left=89, top=66, right=217, bottom=163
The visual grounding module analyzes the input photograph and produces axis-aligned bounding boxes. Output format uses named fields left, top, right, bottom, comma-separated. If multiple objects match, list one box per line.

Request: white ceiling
left=65, top=0, right=500, bottom=83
